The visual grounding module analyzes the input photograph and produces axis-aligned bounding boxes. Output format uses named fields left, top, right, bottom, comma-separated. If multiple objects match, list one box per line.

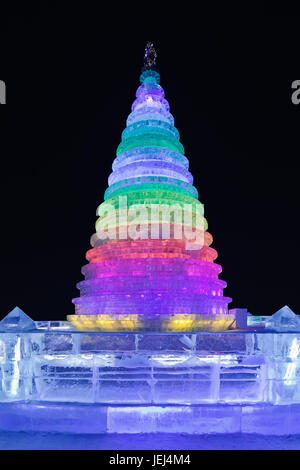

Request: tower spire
left=143, top=41, right=158, bottom=70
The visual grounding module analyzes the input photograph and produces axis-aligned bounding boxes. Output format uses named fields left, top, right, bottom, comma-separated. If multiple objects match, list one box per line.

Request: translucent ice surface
left=0, top=319, right=300, bottom=407
left=0, top=307, right=36, bottom=332
left=266, top=306, right=300, bottom=331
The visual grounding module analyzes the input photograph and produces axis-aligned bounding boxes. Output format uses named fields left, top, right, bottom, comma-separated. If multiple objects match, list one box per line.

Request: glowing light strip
left=112, top=148, right=189, bottom=171
left=104, top=180, right=198, bottom=200
left=116, top=134, right=184, bottom=156
left=68, top=314, right=236, bottom=332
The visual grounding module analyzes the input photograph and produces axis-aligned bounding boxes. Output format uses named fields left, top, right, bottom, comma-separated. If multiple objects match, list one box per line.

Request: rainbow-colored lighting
left=69, top=43, right=232, bottom=332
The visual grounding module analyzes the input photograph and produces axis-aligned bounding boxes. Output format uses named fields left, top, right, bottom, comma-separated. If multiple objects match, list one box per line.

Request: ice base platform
left=2, top=402, right=300, bottom=436
left=1, top=308, right=300, bottom=435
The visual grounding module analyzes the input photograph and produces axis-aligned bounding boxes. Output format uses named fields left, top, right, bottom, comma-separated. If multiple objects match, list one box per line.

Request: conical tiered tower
left=69, top=43, right=233, bottom=332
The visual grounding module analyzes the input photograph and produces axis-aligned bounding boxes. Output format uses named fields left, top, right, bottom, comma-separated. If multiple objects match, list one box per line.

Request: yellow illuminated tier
left=67, top=314, right=236, bottom=332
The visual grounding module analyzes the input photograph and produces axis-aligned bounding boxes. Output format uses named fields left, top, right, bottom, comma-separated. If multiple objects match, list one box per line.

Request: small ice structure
left=266, top=306, right=300, bottom=331
left=0, top=307, right=36, bottom=331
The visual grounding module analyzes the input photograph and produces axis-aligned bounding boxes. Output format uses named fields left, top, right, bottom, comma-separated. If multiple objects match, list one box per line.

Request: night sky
left=1, top=4, right=300, bottom=321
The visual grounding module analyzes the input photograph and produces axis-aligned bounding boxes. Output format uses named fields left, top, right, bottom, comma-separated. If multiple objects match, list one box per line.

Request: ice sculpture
left=0, top=307, right=36, bottom=331
left=266, top=305, right=300, bottom=331
left=69, top=42, right=233, bottom=332
left=1, top=312, right=300, bottom=435
left=1, top=44, right=300, bottom=440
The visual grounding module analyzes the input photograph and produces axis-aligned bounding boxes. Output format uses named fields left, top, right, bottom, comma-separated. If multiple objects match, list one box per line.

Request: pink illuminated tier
left=70, top=43, right=232, bottom=331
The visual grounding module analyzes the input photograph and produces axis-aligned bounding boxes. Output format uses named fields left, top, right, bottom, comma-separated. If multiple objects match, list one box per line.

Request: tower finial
left=143, top=41, right=158, bottom=69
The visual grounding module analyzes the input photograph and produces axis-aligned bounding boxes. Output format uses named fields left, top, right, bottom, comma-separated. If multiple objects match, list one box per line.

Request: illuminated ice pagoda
left=1, top=43, right=300, bottom=438
left=69, top=42, right=237, bottom=333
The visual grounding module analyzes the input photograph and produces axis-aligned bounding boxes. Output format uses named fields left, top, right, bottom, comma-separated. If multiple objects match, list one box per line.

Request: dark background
left=0, top=3, right=299, bottom=320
